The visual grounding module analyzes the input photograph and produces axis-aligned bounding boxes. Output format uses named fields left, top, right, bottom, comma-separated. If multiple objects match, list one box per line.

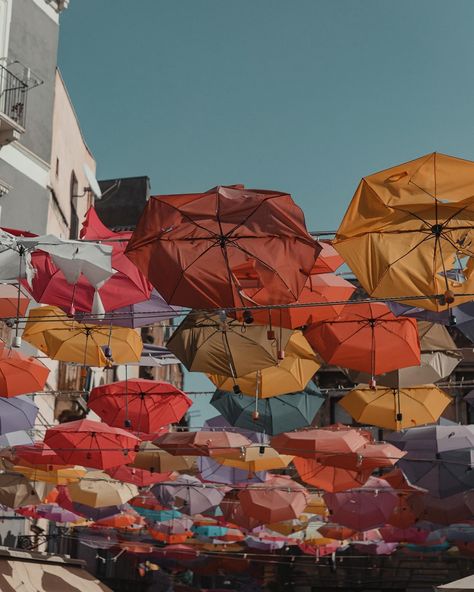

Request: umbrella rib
left=391, top=204, right=431, bottom=230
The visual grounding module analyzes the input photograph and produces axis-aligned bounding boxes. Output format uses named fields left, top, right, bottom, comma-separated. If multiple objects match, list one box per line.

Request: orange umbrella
left=271, top=426, right=370, bottom=460
left=0, top=284, right=29, bottom=318
left=154, top=431, right=251, bottom=457
left=311, top=241, right=344, bottom=274
left=149, top=530, right=192, bottom=544
left=305, top=302, right=420, bottom=384
left=0, top=347, right=50, bottom=397
left=293, top=457, right=371, bottom=492
left=387, top=494, right=418, bottom=528
left=318, top=524, right=355, bottom=540
left=238, top=475, right=309, bottom=523
left=319, top=442, right=406, bottom=472
left=95, top=511, right=142, bottom=529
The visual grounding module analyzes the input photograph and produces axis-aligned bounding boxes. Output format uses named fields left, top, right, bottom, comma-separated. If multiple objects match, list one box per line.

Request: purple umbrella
left=323, top=477, right=398, bottom=531
left=387, top=302, right=451, bottom=324
left=245, top=536, right=286, bottom=551
left=72, top=502, right=126, bottom=521
left=451, top=301, right=474, bottom=342
left=0, top=396, right=38, bottom=434
left=198, top=456, right=267, bottom=485
left=36, top=503, right=82, bottom=523
left=0, top=430, right=34, bottom=449
left=388, top=425, right=474, bottom=453
left=152, top=475, right=226, bottom=515
left=204, top=415, right=269, bottom=445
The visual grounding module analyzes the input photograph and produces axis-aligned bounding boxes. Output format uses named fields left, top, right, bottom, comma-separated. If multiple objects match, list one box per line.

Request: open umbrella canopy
left=214, top=445, right=293, bottom=473
left=23, top=306, right=143, bottom=366
left=198, top=456, right=267, bottom=485
left=35, top=503, right=83, bottom=523
left=13, top=442, right=69, bottom=468
left=44, top=419, right=140, bottom=470
left=0, top=473, right=44, bottom=508
left=88, top=378, right=192, bottom=433
left=318, top=441, right=406, bottom=472
left=105, top=465, right=174, bottom=487
left=130, top=442, right=195, bottom=473
left=340, top=385, right=452, bottom=430
left=0, top=395, right=38, bottom=434
left=210, top=381, right=325, bottom=435
left=334, top=152, right=474, bottom=311
left=12, top=464, right=86, bottom=485
left=305, top=302, right=420, bottom=380
left=0, top=284, right=29, bottom=319
left=0, top=346, right=50, bottom=398
left=154, top=430, right=251, bottom=457
left=125, top=185, right=318, bottom=310
left=152, top=474, right=226, bottom=515
left=238, top=475, right=309, bottom=524
left=293, top=457, right=371, bottom=492
left=167, top=312, right=292, bottom=378
left=311, top=241, right=344, bottom=274
left=208, top=331, right=320, bottom=397
left=68, top=471, right=139, bottom=507
left=387, top=425, right=474, bottom=453
left=408, top=491, right=474, bottom=525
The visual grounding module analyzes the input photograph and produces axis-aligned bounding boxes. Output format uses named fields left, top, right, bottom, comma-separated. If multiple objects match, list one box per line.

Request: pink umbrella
left=324, top=477, right=398, bottom=531
left=408, top=491, right=474, bottom=525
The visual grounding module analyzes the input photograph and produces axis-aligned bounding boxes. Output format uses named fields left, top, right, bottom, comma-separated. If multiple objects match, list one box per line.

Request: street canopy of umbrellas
left=3, top=153, right=474, bottom=563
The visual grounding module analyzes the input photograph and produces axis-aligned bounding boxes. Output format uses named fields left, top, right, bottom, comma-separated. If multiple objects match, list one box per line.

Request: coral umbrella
left=305, top=302, right=420, bottom=384
left=23, top=306, right=143, bottom=366
left=198, top=456, right=267, bottom=485
left=154, top=430, right=251, bottom=458
left=152, top=475, right=226, bottom=515
left=105, top=465, right=174, bottom=487
left=271, top=426, right=370, bottom=460
left=210, top=381, right=325, bottom=435
left=386, top=494, right=419, bottom=528
left=0, top=284, right=29, bottom=319
left=44, top=419, right=140, bottom=470
left=334, top=152, right=474, bottom=312
left=312, top=240, right=344, bottom=274
left=293, top=457, right=370, bottom=492
left=0, top=347, right=50, bottom=398
left=238, top=475, right=309, bottom=523
left=208, top=331, right=319, bottom=397
left=130, top=442, right=195, bottom=473
left=68, top=471, right=138, bottom=507
left=88, top=378, right=192, bottom=433
left=324, top=477, right=399, bottom=531
left=318, top=524, right=356, bottom=540
left=94, top=510, right=142, bottom=529
left=13, top=442, right=69, bottom=469
left=125, top=185, right=318, bottom=310
left=0, top=395, right=38, bottom=433
left=408, top=491, right=474, bottom=525
left=167, top=312, right=292, bottom=379
left=340, top=385, right=452, bottom=430
left=318, top=442, right=406, bottom=472
left=214, top=445, right=293, bottom=473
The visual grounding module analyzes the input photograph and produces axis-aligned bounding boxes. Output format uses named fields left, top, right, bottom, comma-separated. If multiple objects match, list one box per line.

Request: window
left=55, top=157, right=59, bottom=178
left=69, top=171, right=79, bottom=239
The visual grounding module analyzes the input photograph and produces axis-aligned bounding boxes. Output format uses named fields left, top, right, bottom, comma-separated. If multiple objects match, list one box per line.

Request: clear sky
left=58, top=0, right=474, bottom=423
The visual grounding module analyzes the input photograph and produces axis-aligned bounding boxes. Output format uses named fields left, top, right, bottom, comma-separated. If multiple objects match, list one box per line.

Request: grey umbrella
left=210, top=381, right=325, bottom=435
left=0, top=396, right=38, bottom=435
left=388, top=425, right=474, bottom=453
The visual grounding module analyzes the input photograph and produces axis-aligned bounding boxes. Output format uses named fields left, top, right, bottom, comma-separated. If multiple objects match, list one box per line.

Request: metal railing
left=0, top=63, right=28, bottom=128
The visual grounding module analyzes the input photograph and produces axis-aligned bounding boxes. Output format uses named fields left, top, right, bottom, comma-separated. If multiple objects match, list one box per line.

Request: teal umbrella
left=210, top=381, right=325, bottom=435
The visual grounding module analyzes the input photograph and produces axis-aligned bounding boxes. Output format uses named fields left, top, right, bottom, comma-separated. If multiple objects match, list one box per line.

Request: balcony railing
left=0, top=63, right=28, bottom=129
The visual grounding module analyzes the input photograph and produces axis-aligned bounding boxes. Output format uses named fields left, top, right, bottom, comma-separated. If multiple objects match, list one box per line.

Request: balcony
left=0, top=63, right=28, bottom=147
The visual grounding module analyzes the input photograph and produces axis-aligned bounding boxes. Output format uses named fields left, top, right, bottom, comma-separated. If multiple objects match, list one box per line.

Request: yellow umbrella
left=339, top=384, right=452, bottom=430
left=334, top=152, right=474, bottom=312
left=23, top=305, right=142, bottom=366
left=208, top=331, right=320, bottom=397
left=267, top=514, right=313, bottom=536
left=214, top=445, right=293, bottom=472
left=305, top=494, right=328, bottom=518
left=68, top=471, right=138, bottom=507
left=130, top=442, right=195, bottom=473
left=12, top=465, right=86, bottom=485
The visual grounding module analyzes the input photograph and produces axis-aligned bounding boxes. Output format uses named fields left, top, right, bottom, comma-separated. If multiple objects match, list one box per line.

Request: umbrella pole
left=221, top=328, right=241, bottom=394
left=13, top=248, right=24, bottom=348
left=124, top=365, right=131, bottom=429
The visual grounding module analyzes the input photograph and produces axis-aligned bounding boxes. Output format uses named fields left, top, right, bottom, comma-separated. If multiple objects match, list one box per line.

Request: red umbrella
left=311, top=241, right=344, bottom=274
left=293, top=457, right=370, bottom=492
left=0, top=347, right=50, bottom=397
left=386, top=494, right=418, bottom=528
left=154, top=431, right=251, bottom=457
left=13, top=442, right=69, bottom=469
left=88, top=378, right=192, bottom=433
left=0, top=285, right=29, bottom=319
left=44, top=419, right=140, bottom=470
left=318, top=524, right=356, bottom=540
left=305, top=302, right=420, bottom=384
left=105, top=465, right=175, bottom=487
left=238, top=475, right=309, bottom=523
left=319, top=442, right=406, bottom=472
left=125, top=185, right=318, bottom=310
left=26, top=207, right=152, bottom=314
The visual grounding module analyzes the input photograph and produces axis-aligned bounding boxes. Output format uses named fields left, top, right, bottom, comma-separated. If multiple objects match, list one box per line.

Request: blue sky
left=58, top=0, right=474, bottom=423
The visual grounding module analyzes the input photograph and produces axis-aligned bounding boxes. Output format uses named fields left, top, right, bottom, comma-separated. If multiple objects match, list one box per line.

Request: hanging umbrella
left=333, top=152, right=474, bottom=311
left=408, top=491, right=474, bottom=525
left=383, top=468, right=425, bottom=493
left=214, top=445, right=293, bottom=473
left=387, top=425, right=474, bottom=453
left=94, top=510, right=142, bottom=530
left=0, top=473, right=44, bottom=508
left=271, top=426, right=370, bottom=460
left=125, top=185, right=318, bottom=310
left=238, top=475, right=309, bottom=524
left=13, top=442, right=69, bottom=468
left=0, top=347, right=50, bottom=398
left=36, top=503, right=83, bottom=523
left=72, top=503, right=125, bottom=521
left=323, top=477, right=399, bottom=531
left=88, top=378, right=192, bottom=433
left=386, top=494, right=419, bottom=528
left=305, top=302, right=420, bottom=384
left=340, top=385, right=452, bottom=430
left=380, top=525, right=429, bottom=544
left=245, top=536, right=286, bottom=551
left=318, top=441, right=406, bottom=472
left=12, top=465, right=86, bottom=485
left=67, top=471, right=138, bottom=507
left=198, top=456, right=267, bottom=485
left=318, top=524, right=356, bottom=540
left=23, top=305, right=143, bottom=366
left=210, top=381, right=325, bottom=435
left=0, top=284, right=29, bottom=319
left=398, top=449, right=474, bottom=498
left=208, top=331, right=320, bottom=397
left=305, top=494, right=329, bottom=517
left=0, top=395, right=38, bottom=434
left=44, top=419, right=140, bottom=470
left=150, top=520, right=194, bottom=544
left=152, top=475, right=226, bottom=515
left=105, top=465, right=175, bottom=487
left=204, top=415, right=270, bottom=444
left=130, top=442, right=195, bottom=473
left=387, top=301, right=452, bottom=324
left=167, top=311, right=292, bottom=380
left=0, top=430, right=33, bottom=450
left=311, top=240, right=344, bottom=274
left=154, top=430, right=251, bottom=457
left=293, top=457, right=370, bottom=492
